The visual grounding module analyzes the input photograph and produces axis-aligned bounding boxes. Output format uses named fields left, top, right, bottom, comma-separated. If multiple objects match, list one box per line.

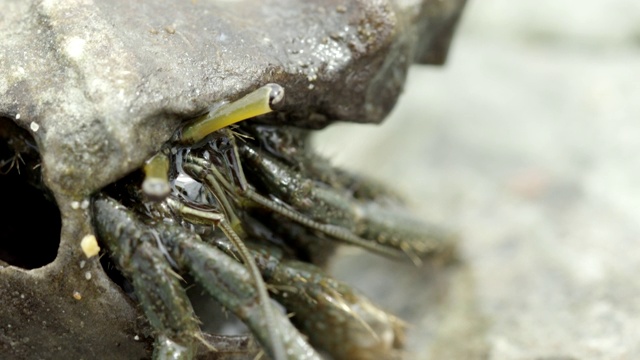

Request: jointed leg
left=213, top=239, right=406, bottom=360
left=93, top=195, right=200, bottom=359
left=165, top=197, right=287, bottom=360
left=237, top=142, right=458, bottom=265
left=182, top=154, right=409, bottom=260
left=183, top=143, right=456, bottom=265
left=159, top=225, right=320, bottom=360
left=95, top=194, right=321, bottom=360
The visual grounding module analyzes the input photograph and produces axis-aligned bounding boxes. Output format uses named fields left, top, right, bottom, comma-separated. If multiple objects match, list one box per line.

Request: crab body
left=0, top=0, right=466, bottom=358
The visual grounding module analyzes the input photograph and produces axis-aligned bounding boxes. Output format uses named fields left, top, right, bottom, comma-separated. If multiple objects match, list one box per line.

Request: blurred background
left=314, top=0, right=640, bottom=359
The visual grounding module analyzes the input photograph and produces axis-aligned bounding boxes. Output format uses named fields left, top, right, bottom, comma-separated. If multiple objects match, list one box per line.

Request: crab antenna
left=177, top=83, right=284, bottom=147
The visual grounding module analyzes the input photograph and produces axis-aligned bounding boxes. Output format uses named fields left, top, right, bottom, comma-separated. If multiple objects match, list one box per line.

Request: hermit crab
left=90, top=82, right=458, bottom=359
left=0, top=0, right=465, bottom=359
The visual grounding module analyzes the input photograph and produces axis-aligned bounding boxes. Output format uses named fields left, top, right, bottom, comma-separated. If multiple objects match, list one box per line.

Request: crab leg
left=237, top=143, right=458, bottom=265
left=214, top=239, right=406, bottom=360
left=168, top=173, right=405, bottom=360
left=165, top=197, right=286, bottom=360
left=92, top=194, right=200, bottom=360
left=182, top=155, right=407, bottom=260
left=149, top=206, right=322, bottom=360
left=95, top=194, right=320, bottom=360
left=183, top=143, right=456, bottom=265
left=241, top=125, right=405, bottom=204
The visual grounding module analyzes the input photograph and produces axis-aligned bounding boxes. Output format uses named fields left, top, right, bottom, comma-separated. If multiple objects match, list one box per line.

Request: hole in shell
left=0, top=117, right=61, bottom=269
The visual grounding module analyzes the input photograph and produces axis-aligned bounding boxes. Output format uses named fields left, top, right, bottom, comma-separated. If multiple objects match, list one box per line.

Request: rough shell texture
left=0, top=0, right=465, bottom=358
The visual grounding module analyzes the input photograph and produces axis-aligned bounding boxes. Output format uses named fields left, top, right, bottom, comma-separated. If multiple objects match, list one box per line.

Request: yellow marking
left=80, top=234, right=100, bottom=258
left=178, top=84, right=283, bottom=146
left=142, top=153, right=171, bottom=200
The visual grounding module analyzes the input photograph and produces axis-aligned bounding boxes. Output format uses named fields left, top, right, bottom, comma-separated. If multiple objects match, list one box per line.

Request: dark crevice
left=0, top=117, right=61, bottom=269
left=98, top=251, right=136, bottom=300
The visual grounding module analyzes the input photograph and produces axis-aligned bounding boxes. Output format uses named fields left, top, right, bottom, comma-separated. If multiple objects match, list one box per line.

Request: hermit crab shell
left=0, top=0, right=465, bottom=358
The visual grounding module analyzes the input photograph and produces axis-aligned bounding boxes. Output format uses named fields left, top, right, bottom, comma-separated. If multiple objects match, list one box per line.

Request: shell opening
left=0, top=117, right=61, bottom=269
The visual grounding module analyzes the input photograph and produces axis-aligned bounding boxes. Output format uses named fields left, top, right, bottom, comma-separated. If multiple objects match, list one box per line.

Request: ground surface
left=316, top=1, right=640, bottom=359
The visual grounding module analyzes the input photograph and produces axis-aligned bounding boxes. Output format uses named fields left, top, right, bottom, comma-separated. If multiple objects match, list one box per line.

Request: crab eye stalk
left=176, top=83, right=284, bottom=147
left=144, top=84, right=283, bottom=201
left=142, top=152, right=171, bottom=200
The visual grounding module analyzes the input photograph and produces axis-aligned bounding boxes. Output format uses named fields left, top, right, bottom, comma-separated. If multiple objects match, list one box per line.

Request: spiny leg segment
left=182, top=141, right=457, bottom=266
left=93, top=195, right=200, bottom=359
left=93, top=195, right=322, bottom=360
left=213, top=238, right=407, bottom=360
left=143, top=180, right=407, bottom=360
left=238, top=140, right=458, bottom=265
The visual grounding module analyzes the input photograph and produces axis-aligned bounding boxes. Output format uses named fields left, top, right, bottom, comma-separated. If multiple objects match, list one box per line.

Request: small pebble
left=80, top=234, right=100, bottom=258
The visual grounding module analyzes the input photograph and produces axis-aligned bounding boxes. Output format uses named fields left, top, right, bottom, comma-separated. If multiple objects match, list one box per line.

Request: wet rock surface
left=0, top=0, right=465, bottom=358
